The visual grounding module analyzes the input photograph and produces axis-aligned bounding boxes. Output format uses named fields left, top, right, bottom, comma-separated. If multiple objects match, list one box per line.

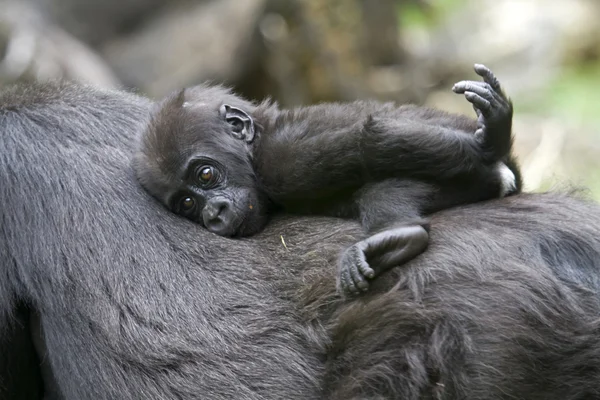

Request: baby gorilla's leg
left=337, top=224, right=429, bottom=295
left=452, top=64, right=513, bottom=161
left=337, top=179, right=433, bottom=295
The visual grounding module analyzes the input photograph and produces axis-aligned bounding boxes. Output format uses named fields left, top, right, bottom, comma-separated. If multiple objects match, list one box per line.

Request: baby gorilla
left=134, top=64, right=520, bottom=295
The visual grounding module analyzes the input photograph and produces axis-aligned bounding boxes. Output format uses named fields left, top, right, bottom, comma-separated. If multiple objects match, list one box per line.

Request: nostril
left=215, top=201, right=227, bottom=215
left=203, top=199, right=229, bottom=222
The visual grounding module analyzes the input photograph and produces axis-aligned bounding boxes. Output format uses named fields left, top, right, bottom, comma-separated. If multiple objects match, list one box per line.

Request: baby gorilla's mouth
left=203, top=218, right=237, bottom=237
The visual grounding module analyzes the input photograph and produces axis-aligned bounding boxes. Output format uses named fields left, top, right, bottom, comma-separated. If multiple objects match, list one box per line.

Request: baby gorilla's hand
left=337, top=225, right=429, bottom=296
left=452, top=64, right=513, bottom=161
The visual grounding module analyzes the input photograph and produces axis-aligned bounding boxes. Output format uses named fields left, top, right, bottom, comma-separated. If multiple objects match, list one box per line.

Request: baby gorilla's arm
left=255, top=68, right=513, bottom=202
left=338, top=65, right=516, bottom=295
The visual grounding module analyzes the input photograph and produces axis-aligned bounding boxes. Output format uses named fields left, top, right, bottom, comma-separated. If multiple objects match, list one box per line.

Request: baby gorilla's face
left=168, top=158, right=268, bottom=237
left=133, top=84, right=268, bottom=237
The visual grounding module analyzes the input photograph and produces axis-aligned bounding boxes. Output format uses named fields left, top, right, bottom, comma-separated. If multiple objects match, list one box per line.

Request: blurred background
left=1, top=0, right=599, bottom=199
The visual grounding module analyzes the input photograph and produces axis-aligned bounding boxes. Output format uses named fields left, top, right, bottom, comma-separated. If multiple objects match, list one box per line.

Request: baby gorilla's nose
left=202, top=197, right=236, bottom=236
left=204, top=198, right=227, bottom=220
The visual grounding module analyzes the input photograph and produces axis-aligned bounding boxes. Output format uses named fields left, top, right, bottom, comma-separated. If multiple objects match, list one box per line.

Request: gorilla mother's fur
left=1, top=82, right=600, bottom=400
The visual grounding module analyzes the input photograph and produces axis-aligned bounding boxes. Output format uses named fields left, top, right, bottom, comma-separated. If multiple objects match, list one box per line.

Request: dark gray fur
left=1, top=82, right=600, bottom=399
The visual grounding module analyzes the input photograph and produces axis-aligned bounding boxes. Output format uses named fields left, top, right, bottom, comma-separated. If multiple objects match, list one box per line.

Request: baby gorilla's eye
left=198, top=166, right=214, bottom=183
left=196, top=165, right=219, bottom=188
left=180, top=196, right=196, bottom=212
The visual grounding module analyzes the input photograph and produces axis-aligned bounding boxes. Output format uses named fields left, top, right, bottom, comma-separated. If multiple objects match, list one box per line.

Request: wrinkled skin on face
left=133, top=85, right=269, bottom=237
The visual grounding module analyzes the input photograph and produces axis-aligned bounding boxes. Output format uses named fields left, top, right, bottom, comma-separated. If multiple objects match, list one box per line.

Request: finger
left=453, top=81, right=502, bottom=105
left=349, top=262, right=370, bottom=291
left=453, top=81, right=496, bottom=101
left=453, top=80, right=490, bottom=93
left=353, top=247, right=374, bottom=278
left=465, top=91, right=491, bottom=114
left=340, top=268, right=358, bottom=294
left=474, top=64, right=504, bottom=95
left=357, top=260, right=375, bottom=279
left=346, top=251, right=370, bottom=289
left=347, top=245, right=371, bottom=289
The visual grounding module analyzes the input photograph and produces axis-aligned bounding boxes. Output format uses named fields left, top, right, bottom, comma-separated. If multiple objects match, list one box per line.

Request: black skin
left=135, top=64, right=521, bottom=295
left=3, top=82, right=600, bottom=400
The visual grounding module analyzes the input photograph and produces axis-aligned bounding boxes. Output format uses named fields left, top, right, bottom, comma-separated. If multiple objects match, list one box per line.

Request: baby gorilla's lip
left=204, top=221, right=236, bottom=237
left=204, top=221, right=237, bottom=236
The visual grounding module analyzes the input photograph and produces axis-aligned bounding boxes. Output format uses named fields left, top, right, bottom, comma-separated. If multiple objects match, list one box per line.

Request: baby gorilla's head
left=133, top=84, right=269, bottom=237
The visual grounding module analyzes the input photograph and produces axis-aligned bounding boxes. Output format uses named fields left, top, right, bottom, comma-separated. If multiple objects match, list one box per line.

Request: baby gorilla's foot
left=452, top=64, right=513, bottom=161
left=338, top=243, right=374, bottom=294
left=337, top=225, right=429, bottom=296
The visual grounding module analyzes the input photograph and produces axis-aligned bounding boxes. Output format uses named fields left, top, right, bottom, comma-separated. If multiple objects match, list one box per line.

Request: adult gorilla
left=1, top=82, right=600, bottom=400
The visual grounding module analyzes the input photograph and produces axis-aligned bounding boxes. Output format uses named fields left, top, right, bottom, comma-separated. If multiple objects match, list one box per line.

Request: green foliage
left=397, top=0, right=468, bottom=29
left=518, top=63, right=600, bottom=126
left=519, top=62, right=600, bottom=200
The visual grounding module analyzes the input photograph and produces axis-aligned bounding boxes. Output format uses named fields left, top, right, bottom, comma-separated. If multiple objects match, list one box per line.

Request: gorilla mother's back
left=1, top=82, right=600, bottom=400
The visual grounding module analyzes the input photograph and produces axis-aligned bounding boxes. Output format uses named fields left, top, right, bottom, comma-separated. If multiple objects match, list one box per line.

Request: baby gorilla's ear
left=220, top=104, right=255, bottom=143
